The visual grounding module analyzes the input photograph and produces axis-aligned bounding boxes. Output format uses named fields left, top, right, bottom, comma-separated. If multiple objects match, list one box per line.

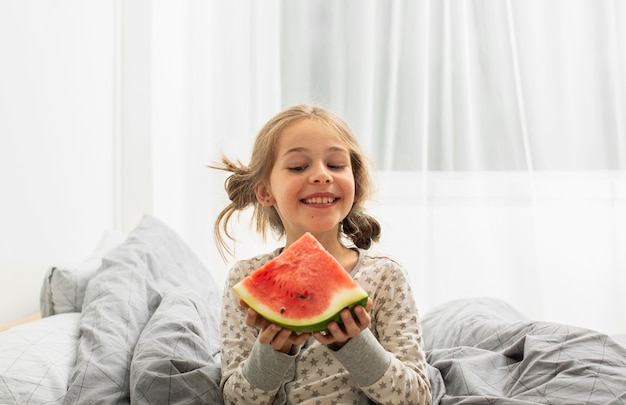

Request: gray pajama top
left=220, top=247, right=431, bottom=405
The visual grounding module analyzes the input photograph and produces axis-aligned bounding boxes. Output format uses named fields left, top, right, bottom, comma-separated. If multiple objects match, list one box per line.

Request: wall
left=0, top=2, right=117, bottom=325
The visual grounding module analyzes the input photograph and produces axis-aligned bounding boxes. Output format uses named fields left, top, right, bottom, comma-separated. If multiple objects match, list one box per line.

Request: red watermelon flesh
left=233, top=232, right=369, bottom=333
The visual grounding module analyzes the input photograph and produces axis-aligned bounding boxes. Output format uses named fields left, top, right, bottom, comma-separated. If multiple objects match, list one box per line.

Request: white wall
left=0, top=1, right=215, bottom=326
left=0, top=2, right=117, bottom=325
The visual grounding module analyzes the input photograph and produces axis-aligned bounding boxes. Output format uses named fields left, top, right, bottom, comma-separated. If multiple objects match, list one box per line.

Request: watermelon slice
left=233, top=232, right=369, bottom=333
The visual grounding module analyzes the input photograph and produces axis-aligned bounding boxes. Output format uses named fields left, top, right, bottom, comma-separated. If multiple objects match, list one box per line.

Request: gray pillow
left=64, top=215, right=222, bottom=404
left=39, top=229, right=126, bottom=317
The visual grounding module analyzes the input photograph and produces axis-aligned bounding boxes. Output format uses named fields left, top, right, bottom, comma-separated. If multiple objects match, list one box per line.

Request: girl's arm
left=220, top=259, right=296, bottom=405
left=327, top=257, right=432, bottom=405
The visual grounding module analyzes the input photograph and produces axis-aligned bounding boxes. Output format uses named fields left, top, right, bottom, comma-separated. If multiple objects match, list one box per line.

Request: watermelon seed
left=280, top=307, right=285, bottom=314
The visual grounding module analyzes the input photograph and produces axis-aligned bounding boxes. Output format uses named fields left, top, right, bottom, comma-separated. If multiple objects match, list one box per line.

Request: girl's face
left=257, top=119, right=356, bottom=243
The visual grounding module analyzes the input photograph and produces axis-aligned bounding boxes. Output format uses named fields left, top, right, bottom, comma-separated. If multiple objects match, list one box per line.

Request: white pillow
left=0, top=313, right=80, bottom=404
left=39, top=229, right=126, bottom=317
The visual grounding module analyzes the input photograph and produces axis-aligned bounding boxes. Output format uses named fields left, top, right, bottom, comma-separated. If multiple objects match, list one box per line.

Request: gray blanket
left=64, top=216, right=223, bottom=405
left=422, top=297, right=626, bottom=404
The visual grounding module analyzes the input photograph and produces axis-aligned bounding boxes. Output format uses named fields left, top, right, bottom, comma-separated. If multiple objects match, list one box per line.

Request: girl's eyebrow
left=281, top=145, right=349, bottom=158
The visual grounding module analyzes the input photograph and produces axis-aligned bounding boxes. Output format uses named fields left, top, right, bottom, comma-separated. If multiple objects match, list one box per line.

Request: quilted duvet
left=423, top=298, right=626, bottom=404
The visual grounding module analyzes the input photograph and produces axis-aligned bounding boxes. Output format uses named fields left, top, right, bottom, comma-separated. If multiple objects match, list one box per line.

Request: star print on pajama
left=220, top=247, right=432, bottom=405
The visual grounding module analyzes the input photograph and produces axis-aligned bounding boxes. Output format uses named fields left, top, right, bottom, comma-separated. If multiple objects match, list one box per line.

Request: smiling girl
left=213, top=105, right=431, bottom=404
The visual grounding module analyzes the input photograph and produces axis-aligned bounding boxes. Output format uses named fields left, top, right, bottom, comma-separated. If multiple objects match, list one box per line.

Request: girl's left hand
left=240, top=299, right=311, bottom=354
left=313, top=298, right=373, bottom=349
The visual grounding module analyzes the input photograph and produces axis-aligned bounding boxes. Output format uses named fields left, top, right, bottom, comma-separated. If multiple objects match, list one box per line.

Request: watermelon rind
left=286, top=296, right=369, bottom=333
left=235, top=286, right=369, bottom=333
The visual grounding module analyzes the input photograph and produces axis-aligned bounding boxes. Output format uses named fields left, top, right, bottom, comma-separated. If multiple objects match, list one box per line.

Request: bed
left=1, top=215, right=625, bottom=404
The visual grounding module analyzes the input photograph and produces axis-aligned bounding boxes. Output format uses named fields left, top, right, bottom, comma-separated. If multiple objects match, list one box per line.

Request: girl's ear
left=255, top=183, right=274, bottom=206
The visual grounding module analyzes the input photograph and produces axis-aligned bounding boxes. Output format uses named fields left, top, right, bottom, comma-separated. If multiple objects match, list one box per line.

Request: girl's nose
left=310, top=163, right=332, bottom=184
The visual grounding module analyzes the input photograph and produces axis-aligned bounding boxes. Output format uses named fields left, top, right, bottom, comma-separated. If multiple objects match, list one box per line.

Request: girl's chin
left=286, top=209, right=349, bottom=233
left=294, top=217, right=342, bottom=233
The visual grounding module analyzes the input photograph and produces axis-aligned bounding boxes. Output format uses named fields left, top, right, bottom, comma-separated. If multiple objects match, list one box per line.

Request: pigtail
left=342, top=208, right=381, bottom=250
left=209, top=157, right=259, bottom=259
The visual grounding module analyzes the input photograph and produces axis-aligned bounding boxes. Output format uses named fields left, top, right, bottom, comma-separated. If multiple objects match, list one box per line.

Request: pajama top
left=220, top=247, right=432, bottom=405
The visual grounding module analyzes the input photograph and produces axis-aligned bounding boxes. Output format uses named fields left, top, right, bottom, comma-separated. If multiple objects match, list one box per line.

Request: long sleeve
left=347, top=253, right=432, bottom=405
left=220, top=252, right=293, bottom=405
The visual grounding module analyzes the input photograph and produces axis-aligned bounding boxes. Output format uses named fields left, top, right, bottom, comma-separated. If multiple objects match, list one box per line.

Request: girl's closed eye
left=288, top=163, right=347, bottom=171
left=328, top=163, right=348, bottom=170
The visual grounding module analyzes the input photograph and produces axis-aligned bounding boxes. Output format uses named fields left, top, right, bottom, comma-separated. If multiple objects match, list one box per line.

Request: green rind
left=262, top=296, right=369, bottom=333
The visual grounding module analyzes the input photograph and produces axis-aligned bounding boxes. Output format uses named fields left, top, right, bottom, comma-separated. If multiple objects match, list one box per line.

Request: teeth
left=303, top=197, right=336, bottom=204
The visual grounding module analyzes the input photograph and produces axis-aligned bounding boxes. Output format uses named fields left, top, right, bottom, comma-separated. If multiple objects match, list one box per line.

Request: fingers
left=258, top=324, right=312, bottom=353
left=354, top=303, right=371, bottom=327
left=242, top=304, right=312, bottom=352
left=258, top=324, right=290, bottom=347
left=245, top=307, right=271, bottom=329
left=290, top=331, right=311, bottom=346
left=313, top=304, right=372, bottom=346
left=335, top=308, right=362, bottom=336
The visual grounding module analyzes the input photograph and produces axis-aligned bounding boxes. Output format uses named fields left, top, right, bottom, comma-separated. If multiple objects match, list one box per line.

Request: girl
left=213, top=105, right=431, bottom=404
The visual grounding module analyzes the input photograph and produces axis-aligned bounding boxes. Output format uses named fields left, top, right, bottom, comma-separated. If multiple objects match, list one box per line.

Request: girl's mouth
left=302, top=197, right=337, bottom=204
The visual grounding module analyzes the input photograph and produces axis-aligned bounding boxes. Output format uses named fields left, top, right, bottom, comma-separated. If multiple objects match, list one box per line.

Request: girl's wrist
left=327, top=339, right=350, bottom=351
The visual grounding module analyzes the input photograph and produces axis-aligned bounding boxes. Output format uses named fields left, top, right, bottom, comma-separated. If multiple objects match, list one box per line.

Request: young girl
left=213, top=105, right=431, bottom=404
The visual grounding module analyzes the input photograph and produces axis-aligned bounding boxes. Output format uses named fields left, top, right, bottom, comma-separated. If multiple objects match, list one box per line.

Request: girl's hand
left=313, top=298, right=373, bottom=349
left=240, top=299, right=311, bottom=354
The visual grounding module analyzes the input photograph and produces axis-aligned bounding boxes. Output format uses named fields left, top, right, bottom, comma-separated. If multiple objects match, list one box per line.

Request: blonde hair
left=210, top=104, right=380, bottom=258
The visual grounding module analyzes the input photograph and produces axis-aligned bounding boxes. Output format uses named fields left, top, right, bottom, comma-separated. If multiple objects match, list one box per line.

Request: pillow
left=64, top=215, right=222, bottom=403
left=0, top=313, right=81, bottom=404
left=39, top=229, right=126, bottom=317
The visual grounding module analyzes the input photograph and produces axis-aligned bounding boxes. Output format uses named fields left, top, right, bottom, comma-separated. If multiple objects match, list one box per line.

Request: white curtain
left=131, top=0, right=626, bottom=335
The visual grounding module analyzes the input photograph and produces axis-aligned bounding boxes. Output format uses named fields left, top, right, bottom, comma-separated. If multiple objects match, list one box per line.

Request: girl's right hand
left=241, top=299, right=311, bottom=354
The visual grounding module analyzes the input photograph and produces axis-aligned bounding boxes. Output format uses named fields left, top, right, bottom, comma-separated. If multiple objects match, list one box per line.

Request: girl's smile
left=300, top=192, right=339, bottom=206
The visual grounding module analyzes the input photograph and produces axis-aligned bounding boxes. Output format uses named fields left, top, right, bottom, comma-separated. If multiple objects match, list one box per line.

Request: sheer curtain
left=138, top=0, right=626, bottom=334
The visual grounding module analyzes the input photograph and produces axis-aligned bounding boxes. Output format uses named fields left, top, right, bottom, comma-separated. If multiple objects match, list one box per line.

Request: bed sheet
left=0, top=313, right=80, bottom=404
left=422, top=297, right=626, bottom=404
